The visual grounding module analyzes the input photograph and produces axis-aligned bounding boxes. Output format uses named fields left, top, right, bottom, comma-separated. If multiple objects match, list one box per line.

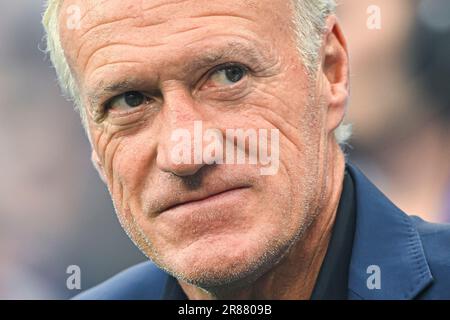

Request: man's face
left=60, top=0, right=337, bottom=288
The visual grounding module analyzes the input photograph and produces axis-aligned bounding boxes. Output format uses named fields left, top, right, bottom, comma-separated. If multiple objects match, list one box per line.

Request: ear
left=321, top=16, right=350, bottom=133
left=91, top=150, right=107, bottom=184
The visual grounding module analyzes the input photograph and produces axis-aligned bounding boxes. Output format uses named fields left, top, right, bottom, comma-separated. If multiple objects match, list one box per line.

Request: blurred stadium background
left=0, top=0, right=448, bottom=299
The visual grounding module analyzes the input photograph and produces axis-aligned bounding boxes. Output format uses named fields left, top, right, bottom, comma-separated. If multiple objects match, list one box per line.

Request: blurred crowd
left=340, top=0, right=450, bottom=222
left=0, top=0, right=448, bottom=299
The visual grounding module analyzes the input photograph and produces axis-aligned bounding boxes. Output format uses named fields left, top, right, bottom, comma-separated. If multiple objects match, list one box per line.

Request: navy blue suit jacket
left=74, top=163, right=450, bottom=299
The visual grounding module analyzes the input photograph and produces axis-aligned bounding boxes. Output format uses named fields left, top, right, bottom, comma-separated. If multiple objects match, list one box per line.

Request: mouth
left=159, top=186, right=251, bottom=215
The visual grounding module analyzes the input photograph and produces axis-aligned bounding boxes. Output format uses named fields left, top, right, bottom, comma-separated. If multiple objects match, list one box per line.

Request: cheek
left=261, top=159, right=314, bottom=225
left=93, top=126, right=158, bottom=211
left=237, top=94, right=323, bottom=234
left=242, top=79, right=314, bottom=143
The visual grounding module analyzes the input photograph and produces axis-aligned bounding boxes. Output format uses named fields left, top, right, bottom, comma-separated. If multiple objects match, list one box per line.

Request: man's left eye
left=205, top=64, right=247, bottom=88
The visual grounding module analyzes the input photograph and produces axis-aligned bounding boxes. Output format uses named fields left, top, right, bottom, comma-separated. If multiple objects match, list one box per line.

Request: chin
left=153, top=230, right=295, bottom=289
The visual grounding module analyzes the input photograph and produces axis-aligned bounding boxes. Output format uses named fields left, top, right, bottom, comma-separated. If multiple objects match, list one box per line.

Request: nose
left=156, top=88, right=206, bottom=177
left=157, top=146, right=205, bottom=177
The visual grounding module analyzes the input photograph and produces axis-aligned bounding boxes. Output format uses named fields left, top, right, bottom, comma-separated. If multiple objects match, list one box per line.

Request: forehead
left=58, top=0, right=294, bottom=89
left=59, top=0, right=289, bottom=32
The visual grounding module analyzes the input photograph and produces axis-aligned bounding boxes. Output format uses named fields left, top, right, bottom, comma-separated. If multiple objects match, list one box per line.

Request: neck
left=180, top=143, right=346, bottom=299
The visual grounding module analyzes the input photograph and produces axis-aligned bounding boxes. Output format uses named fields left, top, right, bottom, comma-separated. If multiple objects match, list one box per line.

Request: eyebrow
left=187, top=41, right=266, bottom=73
left=86, top=41, right=267, bottom=106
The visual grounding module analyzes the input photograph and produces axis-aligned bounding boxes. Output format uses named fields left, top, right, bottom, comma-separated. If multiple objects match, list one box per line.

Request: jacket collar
left=346, top=163, right=433, bottom=299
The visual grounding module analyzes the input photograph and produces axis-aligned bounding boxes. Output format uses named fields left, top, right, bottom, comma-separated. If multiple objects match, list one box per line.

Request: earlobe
left=91, top=150, right=107, bottom=184
left=322, top=17, right=350, bottom=132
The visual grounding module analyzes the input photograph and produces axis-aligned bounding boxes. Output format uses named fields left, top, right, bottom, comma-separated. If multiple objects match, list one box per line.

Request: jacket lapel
left=346, top=163, right=433, bottom=299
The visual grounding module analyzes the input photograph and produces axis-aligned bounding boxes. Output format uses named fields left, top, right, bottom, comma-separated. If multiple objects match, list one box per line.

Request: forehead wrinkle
left=89, top=60, right=143, bottom=76
left=61, top=0, right=116, bottom=42
left=65, top=0, right=287, bottom=58
left=82, top=41, right=167, bottom=77
left=82, top=23, right=221, bottom=77
left=78, top=20, right=206, bottom=65
left=61, top=0, right=144, bottom=66
left=74, top=13, right=141, bottom=62
left=73, top=0, right=195, bottom=59
left=75, top=0, right=111, bottom=23
left=79, top=15, right=136, bottom=42
left=141, top=0, right=190, bottom=12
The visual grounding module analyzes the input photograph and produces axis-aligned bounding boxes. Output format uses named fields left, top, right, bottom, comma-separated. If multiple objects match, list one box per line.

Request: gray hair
left=42, top=0, right=351, bottom=145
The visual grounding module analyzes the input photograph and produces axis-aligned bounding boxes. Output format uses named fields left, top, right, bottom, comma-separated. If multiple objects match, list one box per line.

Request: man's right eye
left=105, top=91, right=153, bottom=112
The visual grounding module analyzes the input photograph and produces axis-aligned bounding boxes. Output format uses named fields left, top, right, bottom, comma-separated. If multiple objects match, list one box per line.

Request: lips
left=157, top=186, right=251, bottom=215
